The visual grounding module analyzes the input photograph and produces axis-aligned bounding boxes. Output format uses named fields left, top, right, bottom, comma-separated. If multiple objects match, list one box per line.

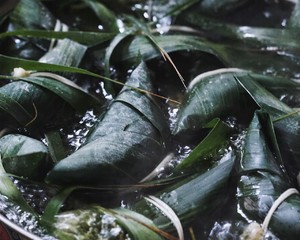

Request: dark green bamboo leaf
left=239, top=111, right=285, bottom=175
left=18, top=75, right=100, bottom=112
left=115, top=34, right=214, bottom=64
left=104, top=28, right=136, bottom=76
left=0, top=38, right=98, bottom=126
left=182, top=12, right=300, bottom=49
left=0, top=54, right=98, bottom=76
left=172, top=69, right=255, bottom=138
left=0, top=30, right=115, bottom=47
left=174, top=118, right=233, bottom=173
left=236, top=74, right=292, bottom=117
left=39, top=38, right=87, bottom=67
left=173, top=69, right=300, bottom=181
left=0, top=134, right=50, bottom=180
left=236, top=75, right=300, bottom=180
left=83, top=0, right=119, bottom=32
left=45, top=62, right=169, bottom=186
left=42, top=186, right=77, bottom=228
left=9, top=0, right=56, bottom=30
left=0, top=81, right=60, bottom=127
left=114, top=24, right=300, bottom=78
left=133, top=157, right=235, bottom=232
left=0, top=90, right=34, bottom=126
left=237, top=111, right=300, bottom=239
left=44, top=131, right=67, bottom=163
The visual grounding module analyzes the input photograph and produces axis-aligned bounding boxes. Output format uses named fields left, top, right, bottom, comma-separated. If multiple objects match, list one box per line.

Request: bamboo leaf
left=0, top=134, right=50, bottom=180
left=174, top=118, right=233, bottom=173
left=237, top=111, right=300, bottom=239
left=0, top=90, right=34, bottom=126
left=104, top=28, right=136, bottom=76
left=133, top=157, right=235, bottom=232
left=236, top=74, right=300, bottom=180
left=0, top=30, right=115, bottom=46
left=0, top=53, right=97, bottom=76
left=42, top=186, right=77, bottom=228
left=17, top=75, right=100, bottom=112
left=45, top=62, right=169, bottom=186
left=9, top=0, right=56, bottom=30
left=82, top=0, right=118, bottom=32
left=172, top=69, right=255, bottom=139
left=0, top=39, right=97, bottom=126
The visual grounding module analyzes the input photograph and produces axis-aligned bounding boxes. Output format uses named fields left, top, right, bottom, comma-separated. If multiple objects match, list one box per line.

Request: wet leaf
left=0, top=134, right=50, bottom=180
left=237, top=111, right=300, bottom=239
left=46, top=62, right=169, bottom=185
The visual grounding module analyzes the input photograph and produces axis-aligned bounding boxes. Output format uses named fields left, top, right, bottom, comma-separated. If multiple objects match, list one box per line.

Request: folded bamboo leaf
left=115, top=26, right=300, bottom=78
left=173, top=69, right=300, bottom=180
left=0, top=134, right=50, bottom=180
left=0, top=80, right=62, bottom=127
left=133, top=157, right=235, bottom=232
left=172, top=69, right=255, bottom=138
left=0, top=90, right=34, bottom=126
left=237, top=111, right=300, bottom=239
left=173, top=69, right=300, bottom=137
left=174, top=118, right=233, bottom=173
left=0, top=38, right=95, bottom=127
left=235, top=75, right=300, bottom=181
left=46, top=62, right=169, bottom=185
left=53, top=206, right=164, bottom=240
